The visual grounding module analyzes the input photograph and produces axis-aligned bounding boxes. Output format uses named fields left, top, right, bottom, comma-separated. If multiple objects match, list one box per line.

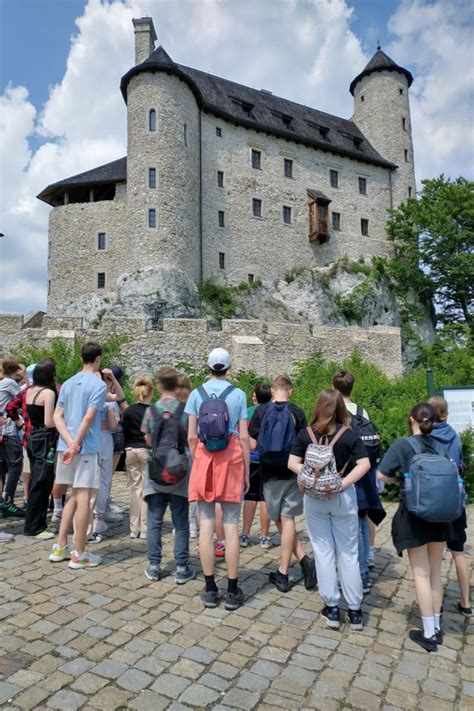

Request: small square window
left=48, top=279, right=51, bottom=296
left=408, top=186, right=412, bottom=198
left=251, top=149, right=261, bottom=169
left=248, top=274, right=254, bottom=283
left=284, top=158, right=293, bottom=178
left=148, top=209, right=156, bottom=228
left=252, top=198, right=262, bottom=217
left=97, top=272, right=106, bottom=289
left=402, top=117, right=407, bottom=130
left=149, top=109, right=157, bottom=132
left=219, top=252, right=225, bottom=269
left=332, top=212, right=341, bottom=231
left=358, top=177, right=367, bottom=195
left=399, top=88, right=404, bottom=95
left=97, top=232, right=107, bottom=250
left=404, top=149, right=408, bottom=162
left=48, top=241, right=51, bottom=259
left=218, top=210, right=225, bottom=227
left=149, top=167, right=157, bottom=189
left=216, top=127, right=222, bottom=137
left=330, top=169, right=339, bottom=188
left=361, top=218, right=369, bottom=236
left=184, top=123, right=188, bottom=146
left=361, top=95, right=364, bottom=102
left=283, top=205, right=292, bottom=224
left=217, top=171, right=224, bottom=188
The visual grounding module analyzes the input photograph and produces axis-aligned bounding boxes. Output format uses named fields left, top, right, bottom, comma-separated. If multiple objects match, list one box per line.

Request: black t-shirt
left=291, top=424, right=368, bottom=476
left=249, top=401, right=307, bottom=480
left=122, top=402, right=148, bottom=448
left=379, top=435, right=437, bottom=480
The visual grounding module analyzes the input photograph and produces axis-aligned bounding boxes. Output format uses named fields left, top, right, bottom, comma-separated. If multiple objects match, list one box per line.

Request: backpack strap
left=407, top=436, right=424, bottom=455
left=356, top=404, right=363, bottom=418
left=218, top=385, right=235, bottom=401
left=306, top=426, right=317, bottom=444
left=198, top=386, right=209, bottom=402
left=329, top=425, right=348, bottom=448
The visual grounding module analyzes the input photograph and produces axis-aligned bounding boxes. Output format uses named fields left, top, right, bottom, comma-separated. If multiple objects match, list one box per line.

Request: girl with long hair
left=288, top=389, right=370, bottom=630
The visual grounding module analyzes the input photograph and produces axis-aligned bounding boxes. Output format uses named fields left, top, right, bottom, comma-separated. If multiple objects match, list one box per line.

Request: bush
left=198, top=278, right=238, bottom=321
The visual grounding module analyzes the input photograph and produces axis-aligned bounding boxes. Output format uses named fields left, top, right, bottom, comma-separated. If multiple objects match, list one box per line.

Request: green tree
left=387, top=176, right=474, bottom=333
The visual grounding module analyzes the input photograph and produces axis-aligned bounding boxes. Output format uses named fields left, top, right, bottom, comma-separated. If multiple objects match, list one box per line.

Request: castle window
left=332, top=212, right=341, bottom=231
left=219, top=252, right=225, bottom=269
left=252, top=199, right=262, bottom=218
left=97, top=232, right=107, bottom=250
left=358, top=177, right=367, bottom=195
left=251, top=149, right=261, bottom=170
left=97, top=272, right=106, bottom=289
left=218, top=210, right=225, bottom=227
left=408, top=186, right=412, bottom=198
left=184, top=123, right=188, bottom=146
left=149, top=109, right=157, bottom=132
left=330, top=169, right=339, bottom=188
left=402, top=117, right=407, bottom=131
left=216, top=127, right=222, bottom=137
left=248, top=274, right=254, bottom=283
left=148, top=209, right=156, bottom=228
left=48, top=279, right=51, bottom=296
left=217, top=171, right=224, bottom=188
left=404, top=149, right=409, bottom=162
left=149, top=168, right=157, bottom=189
left=48, top=241, right=51, bottom=259
left=284, top=159, right=293, bottom=178
left=361, top=218, right=369, bottom=236
left=283, top=205, right=292, bottom=224
left=399, top=88, right=404, bottom=95
left=360, top=95, right=364, bottom=102
left=308, top=193, right=330, bottom=244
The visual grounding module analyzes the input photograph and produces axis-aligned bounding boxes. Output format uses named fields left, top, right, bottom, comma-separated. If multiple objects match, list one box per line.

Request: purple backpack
left=197, top=385, right=235, bottom=452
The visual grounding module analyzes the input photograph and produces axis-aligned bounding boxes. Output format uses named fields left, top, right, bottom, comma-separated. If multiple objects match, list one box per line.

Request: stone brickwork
left=0, top=315, right=402, bottom=379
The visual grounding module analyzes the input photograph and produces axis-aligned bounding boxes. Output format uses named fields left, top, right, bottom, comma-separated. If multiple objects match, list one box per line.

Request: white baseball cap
left=207, top=348, right=231, bottom=371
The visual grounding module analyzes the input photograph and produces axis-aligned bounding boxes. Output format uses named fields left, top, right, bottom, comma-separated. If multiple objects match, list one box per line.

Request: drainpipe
left=199, top=111, right=203, bottom=282
left=389, top=170, right=393, bottom=211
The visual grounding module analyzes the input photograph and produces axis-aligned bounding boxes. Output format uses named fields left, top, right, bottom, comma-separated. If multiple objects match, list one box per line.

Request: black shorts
left=244, top=462, right=265, bottom=502
left=447, top=510, right=467, bottom=553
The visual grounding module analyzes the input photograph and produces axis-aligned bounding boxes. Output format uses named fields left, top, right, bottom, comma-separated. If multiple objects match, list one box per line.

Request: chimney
left=132, top=17, right=157, bottom=64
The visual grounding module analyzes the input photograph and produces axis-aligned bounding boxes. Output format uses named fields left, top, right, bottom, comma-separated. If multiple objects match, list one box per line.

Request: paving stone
left=13, top=686, right=50, bottom=709
left=70, top=673, right=109, bottom=694
left=6, top=670, right=44, bottom=688
left=48, top=689, right=87, bottom=710
left=182, top=645, right=217, bottom=664
left=151, top=673, right=191, bottom=699
left=179, top=683, right=221, bottom=706
left=59, top=657, right=94, bottom=677
left=116, top=668, right=154, bottom=692
left=250, top=660, right=283, bottom=679
left=198, top=673, right=232, bottom=691
left=422, top=678, right=456, bottom=701
left=237, top=671, right=271, bottom=692
left=210, top=661, right=240, bottom=679
left=128, top=690, right=170, bottom=711
left=347, top=687, right=382, bottom=711
left=0, top=682, right=21, bottom=704
left=93, top=660, right=129, bottom=679
left=135, top=656, right=165, bottom=675
left=88, top=685, right=132, bottom=710
left=222, top=687, right=262, bottom=709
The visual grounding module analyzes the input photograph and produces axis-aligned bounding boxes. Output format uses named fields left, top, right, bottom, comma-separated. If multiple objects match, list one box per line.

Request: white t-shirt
left=345, top=400, right=369, bottom=420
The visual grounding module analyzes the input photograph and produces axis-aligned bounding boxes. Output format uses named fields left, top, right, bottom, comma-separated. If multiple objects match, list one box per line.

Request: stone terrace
left=0, top=476, right=472, bottom=711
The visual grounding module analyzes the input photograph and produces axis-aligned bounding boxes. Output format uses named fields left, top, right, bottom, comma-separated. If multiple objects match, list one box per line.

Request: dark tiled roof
left=120, top=46, right=396, bottom=170
left=307, top=189, right=331, bottom=203
left=37, top=157, right=127, bottom=204
left=350, top=49, right=413, bottom=95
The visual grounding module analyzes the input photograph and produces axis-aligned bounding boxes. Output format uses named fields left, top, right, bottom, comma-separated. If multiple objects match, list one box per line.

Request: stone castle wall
left=0, top=314, right=402, bottom=380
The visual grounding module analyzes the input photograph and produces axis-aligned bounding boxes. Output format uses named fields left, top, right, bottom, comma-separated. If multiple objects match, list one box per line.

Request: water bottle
left=403, top=472, right=413, bottom=493
left=458, top=477, right=465, bottom=506
left=46, top=446, right=56, bottom=465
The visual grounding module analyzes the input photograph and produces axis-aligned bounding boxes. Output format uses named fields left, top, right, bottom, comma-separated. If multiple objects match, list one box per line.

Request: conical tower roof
left=350, top=48, right=413, bottom=95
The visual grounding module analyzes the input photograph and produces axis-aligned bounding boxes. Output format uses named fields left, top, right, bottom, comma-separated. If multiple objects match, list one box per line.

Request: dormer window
left=231, top=97, right=254, bottom=118
left=272, top=111, right=293, bottom=130
left=353, top=137, right=363, bottom=150
left=319, top=127, right=329, bottom=140
left=149, top=109, right=157, bottom=132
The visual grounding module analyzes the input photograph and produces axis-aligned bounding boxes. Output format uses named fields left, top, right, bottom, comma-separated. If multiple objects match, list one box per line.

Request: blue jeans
left=358, top=515, right=370, bottom=579
left=147, top=492, right=189, bottom=568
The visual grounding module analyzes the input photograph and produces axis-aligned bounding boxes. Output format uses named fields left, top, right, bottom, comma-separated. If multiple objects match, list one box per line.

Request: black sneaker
left=225, top=587, right=244, bottom=611
left=200, top=588, right=219, bottom=608
left=409, top=629, right=438, bottom=652
left=457, top=602, right=472, bottom=617
left=1, top=501, right=25, bottom=518
left=435, top=628, right=444, bottom=645
left=321, top=605, right=341, bottom=629
left=348, top=609, right=364, bottom=630
left=361, top=574, right=372, bottom=595
left=300, top=556, right=317, bottom=590
left=269, top=570, right=290, bottom=593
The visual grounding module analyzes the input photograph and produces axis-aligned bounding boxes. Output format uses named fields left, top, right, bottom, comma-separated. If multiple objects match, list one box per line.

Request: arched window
left=149, top=109, right=157, bottom=132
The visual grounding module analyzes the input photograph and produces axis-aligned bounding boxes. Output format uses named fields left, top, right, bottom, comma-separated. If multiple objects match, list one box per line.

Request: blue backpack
left=198, top=385, right=235, bottom=452
left=403, top=436, right=465, bottom=523
left=257, top=402, right=296, bottom=468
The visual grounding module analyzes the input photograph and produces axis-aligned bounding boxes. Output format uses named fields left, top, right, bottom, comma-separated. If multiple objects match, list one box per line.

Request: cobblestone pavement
left=0, top=474, right=472, bottom=711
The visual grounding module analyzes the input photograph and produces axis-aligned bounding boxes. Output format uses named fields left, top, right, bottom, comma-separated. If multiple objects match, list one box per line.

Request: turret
left=351, top=48, right=416, bottom=207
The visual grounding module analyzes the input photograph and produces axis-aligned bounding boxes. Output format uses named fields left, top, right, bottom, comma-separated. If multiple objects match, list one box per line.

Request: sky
left=1, top=0, right=473, bottom=315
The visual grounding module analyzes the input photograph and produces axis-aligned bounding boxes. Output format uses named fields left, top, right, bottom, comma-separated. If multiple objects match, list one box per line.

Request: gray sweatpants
left=304, top=485, right=363, bottom=610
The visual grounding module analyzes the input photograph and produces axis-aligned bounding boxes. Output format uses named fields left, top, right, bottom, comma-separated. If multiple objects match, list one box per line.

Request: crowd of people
left=0, top=342, right=470, bottom=653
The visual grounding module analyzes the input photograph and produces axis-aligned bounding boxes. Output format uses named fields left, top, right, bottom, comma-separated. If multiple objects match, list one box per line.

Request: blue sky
left=0, top=0, right=473, bottom=315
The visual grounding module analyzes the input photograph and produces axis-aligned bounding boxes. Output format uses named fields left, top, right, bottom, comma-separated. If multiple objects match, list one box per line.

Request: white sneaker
left=51, top=511, right=62, bottom=524
left=103, top=510, right=123, bottom=523
left=69, top=550, right=102, bottom=569
left=49, top=543, right=73, bottom=562
left=190, top=527, right=198, bottom=539
left=107, top=500, right=123, bottom=514
left=87, top=533, right=103, bottom=544
left=140, top=532, right=147, bottom=540
left=0, top=531, right=14, bottom=542
left=130, top=531, right=140, bottom=539
left=93, top=518, right=108, bottom=534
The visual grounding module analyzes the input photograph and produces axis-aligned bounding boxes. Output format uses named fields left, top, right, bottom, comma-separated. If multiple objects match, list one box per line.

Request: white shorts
left=55, top=453, right=100, bottom=490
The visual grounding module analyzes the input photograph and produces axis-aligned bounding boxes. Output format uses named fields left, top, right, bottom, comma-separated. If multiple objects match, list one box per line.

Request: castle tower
left=351, top=48, right=416, bottom=207
left=121, top=18, right=201, bottom=282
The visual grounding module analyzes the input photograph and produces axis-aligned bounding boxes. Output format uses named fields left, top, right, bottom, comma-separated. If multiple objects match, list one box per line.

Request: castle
left=1, top=18, right=417, bottom=378
left=38, top=17, right=415, bottom=311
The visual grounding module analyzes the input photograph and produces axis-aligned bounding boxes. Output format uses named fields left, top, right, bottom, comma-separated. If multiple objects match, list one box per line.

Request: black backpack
left=149, top=402, right=186, bottom=486
left=350, top=405, right=381, bottom=467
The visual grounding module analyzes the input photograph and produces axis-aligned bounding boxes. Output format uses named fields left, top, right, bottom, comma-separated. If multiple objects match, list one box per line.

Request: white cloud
left=0, top=0, right=472, bottom=315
